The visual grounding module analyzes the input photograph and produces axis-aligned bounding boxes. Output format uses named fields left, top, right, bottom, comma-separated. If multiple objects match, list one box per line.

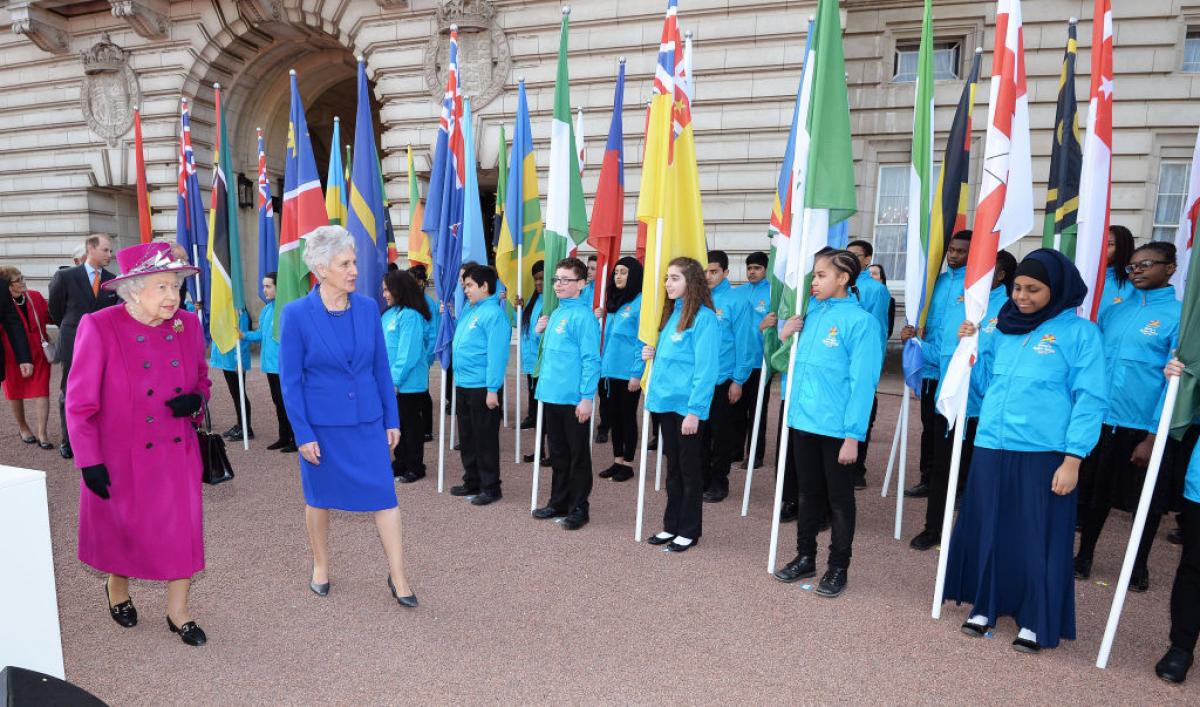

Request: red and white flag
left=937, top=0, right=1034, bottom=421
left=1171, top=126, right=1200, bottom=300
left=1076, top=0, right=1115, bottom=321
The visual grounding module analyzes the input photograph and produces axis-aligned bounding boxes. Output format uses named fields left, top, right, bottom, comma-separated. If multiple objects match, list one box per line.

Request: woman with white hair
left=65, top=242, right=211, bottom=646
left=279, top=226, right=417, bottom=606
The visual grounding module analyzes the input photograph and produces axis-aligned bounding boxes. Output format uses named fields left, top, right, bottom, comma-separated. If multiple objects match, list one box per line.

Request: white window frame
left=892, top=41, right=961, bottom=83
left=1153, top=161, right=1191, bottom=242
left=870, top=163, right=944, bottom=284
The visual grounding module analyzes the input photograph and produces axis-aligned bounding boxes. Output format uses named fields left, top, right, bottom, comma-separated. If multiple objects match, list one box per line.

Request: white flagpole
left=741, top=356, right=769, bottom=516
left=189, top=244, right=206, bottom=332
left=515, top=248, right=523, bottom=462
left=634, top=217, right=665, bottom=541
left=893, top=390, right=910, bottom=540
left=234, top=341, right=249, bottom=450
left=1097, top=374, right=1180, bottom=669
left=530, top=400, right=545, bottom=511
left=437, top=367, right=447, bottom=492
left=931, top=390, right=969, bottom=619
left=768, top=332, right=800, bottom=573
left=881, top=392, right=906, bottom=498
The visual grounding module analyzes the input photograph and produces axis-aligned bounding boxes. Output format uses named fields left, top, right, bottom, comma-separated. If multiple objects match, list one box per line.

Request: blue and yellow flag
left=326, top=118, right=347, bottom=226
left=206, top=84, right=244, bottom=353
left=496, top=79, right=544, bottom=305
left=347, top=59, right=388, bottom=310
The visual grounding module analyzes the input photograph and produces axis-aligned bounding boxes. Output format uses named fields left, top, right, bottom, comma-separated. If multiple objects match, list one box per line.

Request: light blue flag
left=461, top=98, right=488, bottom=269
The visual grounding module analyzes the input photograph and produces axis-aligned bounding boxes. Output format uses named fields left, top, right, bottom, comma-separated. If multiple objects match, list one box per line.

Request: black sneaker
left=598, top=463, right=619, bottom=479
left=904, top=482, right=929, bottom=498
left=815, top=567, right=847, bottom=598
left=909, top=530, right=940, bottom=552
left=450, top=484, right=479, bottom=497
left=773, top=555, right=816, bottom=583
left=610, top=464, right=634, bottom=482
left=1156, top=646, right=1194, bottom=683
left=559, top=511, right=589, bottom=530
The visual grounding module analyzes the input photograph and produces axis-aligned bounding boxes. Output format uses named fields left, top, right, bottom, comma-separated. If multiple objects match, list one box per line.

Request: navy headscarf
left=606, top=256, right=644, bottom=314
left=995, top=248, right=1087, bottom=335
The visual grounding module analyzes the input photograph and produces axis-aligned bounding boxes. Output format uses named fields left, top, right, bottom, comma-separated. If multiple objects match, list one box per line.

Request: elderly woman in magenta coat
left=66, top=242, right=211, bottom=647
left=280, top=226, right=416, bottom=606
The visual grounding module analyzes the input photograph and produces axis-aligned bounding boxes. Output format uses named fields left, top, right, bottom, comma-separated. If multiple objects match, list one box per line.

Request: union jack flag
left=175, top=98, right=209, bottom=333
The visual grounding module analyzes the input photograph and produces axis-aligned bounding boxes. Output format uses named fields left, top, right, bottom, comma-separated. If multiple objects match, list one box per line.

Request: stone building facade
left=2, top=0, right=1200, bottom=305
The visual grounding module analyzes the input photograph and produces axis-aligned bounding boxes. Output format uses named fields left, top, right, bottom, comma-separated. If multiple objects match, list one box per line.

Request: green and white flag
left=541, top=9, right=588, bottom=318
left=903, top=0, right=935, bottom=326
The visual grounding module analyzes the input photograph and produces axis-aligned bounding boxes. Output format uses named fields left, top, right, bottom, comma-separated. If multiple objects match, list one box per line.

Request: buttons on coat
left=147, top=389, right=153, bottom=396
left=146, top=416, right=154, bottom=423
left=173, top=437, right=182, bottom=443
left=136, top=335, right=145, bottom=342
left=165, top=335, right=173, bottom=341
left=171, top=360, right=180, bottom=367
left=143, top=361, right=151, bottom=368
left=145, top=442, right=153, bottom=449
left=348, top=392, right=356, bottom=400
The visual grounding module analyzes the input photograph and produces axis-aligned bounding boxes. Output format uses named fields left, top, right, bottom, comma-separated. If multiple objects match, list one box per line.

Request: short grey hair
left=115, top=272, right=187, bottom=302
left=303, top=226, right=356, bottom=276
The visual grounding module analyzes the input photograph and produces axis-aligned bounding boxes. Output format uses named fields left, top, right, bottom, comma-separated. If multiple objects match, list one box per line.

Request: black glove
left=165, top=393, right=203, bottom=418
left=82, top=464, right=111, bottom=500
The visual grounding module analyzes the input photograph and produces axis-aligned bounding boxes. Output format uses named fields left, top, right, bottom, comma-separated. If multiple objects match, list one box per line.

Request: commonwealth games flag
left=496, top=80, right=543, bottom=305
left=206, top=83, right=245, bottom=354
left=326, top=117, right=348, bottom=226
left=1043, top=20, right=1083, bottom=257
left=405, top=145, right=430, bottom=269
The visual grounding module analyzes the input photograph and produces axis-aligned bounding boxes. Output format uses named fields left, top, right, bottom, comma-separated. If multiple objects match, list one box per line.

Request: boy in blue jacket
left=450, top=265, right=512, bottom=505
left=532, top=258, right=602, bottom=529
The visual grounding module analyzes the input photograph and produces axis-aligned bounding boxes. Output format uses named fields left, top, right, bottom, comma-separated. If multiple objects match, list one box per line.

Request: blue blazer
left=279, top=287, right=400, bottom=446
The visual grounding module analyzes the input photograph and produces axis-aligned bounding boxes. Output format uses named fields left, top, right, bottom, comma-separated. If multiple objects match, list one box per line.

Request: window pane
left=874, top=167, right=911, bottom=282
left=932, top=45, right=959, bottom=80
left=1152, top=226, right=1176, bottom=242
left=1155, top=194, right=1185, bottom=227
left=1154, top=162, right=1192, bottom=238
left=894, top=49, right=918, bottom=82
left=1186, top=36, right=1200, bottom=72
left=1160, top=163, right=1189, bottom=194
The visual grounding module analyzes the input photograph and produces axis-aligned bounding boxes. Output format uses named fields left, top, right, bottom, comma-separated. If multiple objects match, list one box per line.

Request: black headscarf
left=606, top=256, right=644, bottom=314
left=995, top=248, right=1087, bottom=335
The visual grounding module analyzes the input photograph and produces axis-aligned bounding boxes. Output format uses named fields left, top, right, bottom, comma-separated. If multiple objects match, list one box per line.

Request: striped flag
left=1043, top=21, right=1083, bottom=257
left=347, top=59, right=389, bottom=311
left=902, top=0, right=935, bottom=390
left=206, top=84, right=245, bottom=354
left=636, top=0, right=709, bottom=351
left=1076, top=0, right=1115, bottom=321
left=575, top=107, right=586, bottom=176
left=175, top=98, right=209, bottom=328
left=588, top=60, right=626, bottom=311
left=134, top=110, right=152, bottom=243
left=541, top=9, right=588, bottom=319
left=326, top=117, right=348, bottom=226
left=496, top=80, right=544, bottom=305
left=423, top=28, right=466, bottom=369
left=276, top=71, right=327, bottom=335
left=256, top=128, right=278, bottom=303
left=405, top=145, right=430, bottom=269
left=937, top=0, right=1034, bottom=421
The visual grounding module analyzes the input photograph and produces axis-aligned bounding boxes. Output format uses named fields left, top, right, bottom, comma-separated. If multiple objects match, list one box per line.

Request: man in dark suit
left=48, top=233, right=118, bottom=458
left=0, top=274, right=33, bottom=385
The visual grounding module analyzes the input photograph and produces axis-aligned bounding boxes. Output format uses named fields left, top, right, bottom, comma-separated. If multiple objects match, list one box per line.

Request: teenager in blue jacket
left=643, top=257, right=720, bottom=552
left=597, top=256, right=644, bottom=482
left=531, top=258, right=602, bottom=529
left=946, top=249, right=1107, bottom=654
left=846, top=240, right=892, bottom=490
left=701, top=250, right=756, bottom=503
left=242, top=272, right=294, bottom=452
left=450, top=265, right=512, bottom=505
left=773, top=249, right=883, bottom=598
left=735, top=251, right=773, bottom=468
left=1097, top=224, right=1136, bottom=320
left=910, top=250, right=1015, bottom=552
left=1076, top=241, right=1180, bottom=591
left=382, top=270, right=433, bottom=484
left=901, top=231, right=971, bottom=498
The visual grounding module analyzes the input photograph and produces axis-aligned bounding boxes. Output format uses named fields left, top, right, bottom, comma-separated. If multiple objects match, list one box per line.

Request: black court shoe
left=105, top=581, right=137, bottom=628
left=960, top=620, right=993, bottom=638
left=666, top=536, right=699, bottom=553
left=167, top=617, right=207, bottom=646
left=387, top=575, right=418, bottom=608
left=647, top=532, right=675, bottom=546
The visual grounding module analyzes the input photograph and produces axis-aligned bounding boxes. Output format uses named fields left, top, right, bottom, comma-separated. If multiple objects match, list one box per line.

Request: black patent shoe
left=279, top=444, right=298, bottom=453
left=666, top=536, right=699, bottom=553
left=450, top=484, right=478, bottom=497
left=266, top=439, right=288, bottom=450
left=532, top=505, right=567, bottom=520
left=774, top=555, right=817, bottom=583
left=559, top=511, right=589, bottom=530
left=105, top=581, right=137, bottom=628
left=1073, top=554, right=1093, bottom=580
left=167, top=617, right=207, bottom=646
left=647, top=532, right=675, bottom=546
left=1156, top=646, right=1194, bottom=684
left=226, top=428, right=255, bottom=442
left=387, top=575, right=418, bottom=608
left=469, top=490, right=501, bottom=506
left=815, top=567, right=847, bottom=598
left=960, top=620, right=993, bottom=638
left=1011, top=636, right=1040, bottom=654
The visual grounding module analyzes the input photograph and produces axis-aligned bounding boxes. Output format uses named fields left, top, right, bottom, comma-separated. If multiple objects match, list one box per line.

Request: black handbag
left=198, top=401, right=234, bottom=485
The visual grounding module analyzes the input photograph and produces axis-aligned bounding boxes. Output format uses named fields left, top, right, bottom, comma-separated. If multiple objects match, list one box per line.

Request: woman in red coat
left=0, top=265, right=53, bottom=448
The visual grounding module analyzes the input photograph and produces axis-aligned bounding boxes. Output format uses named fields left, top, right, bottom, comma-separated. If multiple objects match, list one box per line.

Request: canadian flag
left=1076, top=0, right=1115, bottom=321
left=937, top=0, right=1034, bottom=421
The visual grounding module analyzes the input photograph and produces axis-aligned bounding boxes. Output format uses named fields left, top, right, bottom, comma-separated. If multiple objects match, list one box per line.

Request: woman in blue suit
left=279, top=226, right=416, bottom=607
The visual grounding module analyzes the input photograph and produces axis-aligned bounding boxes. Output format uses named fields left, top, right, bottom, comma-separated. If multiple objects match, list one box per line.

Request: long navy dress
left=280, top=287, right=400, bottom=512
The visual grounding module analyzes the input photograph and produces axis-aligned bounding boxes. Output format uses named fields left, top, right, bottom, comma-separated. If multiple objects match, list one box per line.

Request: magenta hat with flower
left=102, top=242, right=200, bottom=291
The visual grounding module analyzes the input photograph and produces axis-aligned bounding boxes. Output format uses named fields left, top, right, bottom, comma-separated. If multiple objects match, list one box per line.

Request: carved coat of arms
left=80, top=34, right=140, bottom=148
left=424, top=0, right=510, bottom=111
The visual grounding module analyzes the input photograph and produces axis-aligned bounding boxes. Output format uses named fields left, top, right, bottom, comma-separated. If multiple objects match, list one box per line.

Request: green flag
left=1172, top=192, right=1200, bottom=439
left=1043, top=20, right=1083, bottom=256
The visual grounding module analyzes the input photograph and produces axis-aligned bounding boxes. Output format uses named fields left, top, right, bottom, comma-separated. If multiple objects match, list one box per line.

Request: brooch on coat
left=172, top=318, right=184, bottom=333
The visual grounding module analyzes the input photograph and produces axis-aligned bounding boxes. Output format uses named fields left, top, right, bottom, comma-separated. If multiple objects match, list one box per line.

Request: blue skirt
left=943, top=447, right=1076, bottom=647
left=300, top=419, right=398, bottom=512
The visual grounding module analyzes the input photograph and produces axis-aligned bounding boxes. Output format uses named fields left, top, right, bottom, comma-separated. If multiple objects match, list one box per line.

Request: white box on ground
left=0, top=466, right=64, bottom=679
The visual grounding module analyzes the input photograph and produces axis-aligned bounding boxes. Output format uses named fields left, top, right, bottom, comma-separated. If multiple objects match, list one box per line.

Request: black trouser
left=222, top=368, right=253, bottom=431
left=394, top=392, right=427, bottom=477
left=791, top=430, right=856, bottom=568
left=702, top=380, right=736, bottom=493
left=456, top=386, right=501, bottom=493
left=918, top=378, right=939, bottom=486
left=601, top=377, right=640, bottom=462
left=1078, top=425, right=1172, bottom=576
left=265, top=372, right=293, bottom=444
left=660, top=411, right=705, bottom=539
left=851, top=396, right=879, bottom=485
left=780, top=401, right=798, bottom=505
left=58, top=356, right=72, bottom=446
left=1170, top=498, right=1200, bottom=653
left=924, top=415, right=978, bottom=535
left=596, top=381, right=608, bottom=434
left=525, top=374, right=537, bottom=419
left=544, top=402, right=593, bottom=514
left=423, top=390, right=434, bottom=437
left=740, top=368, right=772, bottom=465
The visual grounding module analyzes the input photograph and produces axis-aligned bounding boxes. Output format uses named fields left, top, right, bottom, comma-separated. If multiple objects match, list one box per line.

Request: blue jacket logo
left=1140, top=319, right=1162, bottom=337
left=468, top=316, right=478, bottom=330
left=755, top=299, right=766, bottom=313
left=554, top=318, right=567, bottom=335
left=620, top=306, right=632, bottom=319
left=716, top=308, right=725, bottom=320
left=822, top=326, right=840, bottom=348
left=1033, top=333, right=1057, bottom=355
left=982, top=317, right=998, bottom=334
left=670, top=331, right=684, bottom=343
